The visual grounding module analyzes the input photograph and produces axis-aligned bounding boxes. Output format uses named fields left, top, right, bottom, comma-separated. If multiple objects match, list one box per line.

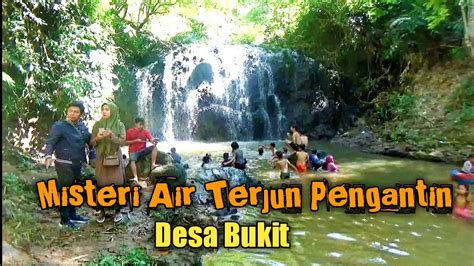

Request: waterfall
left=135, top=44, right=316, bottom=141
left=136, top=62, right=160, bottom=132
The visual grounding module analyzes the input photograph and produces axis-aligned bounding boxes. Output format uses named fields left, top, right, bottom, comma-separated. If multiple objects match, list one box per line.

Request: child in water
left=273, top=151, right=297, bottom=179
left=222, top=152, right=232, bottom=167
left=455, top=184, right=469, bottom=209
left=258, top=143, right=276, bottom=156
left=325, top=155, right=339, bottom=173
left=282, top=148, right=289, bottom=159
left=461, top=154, right=474, bottom=173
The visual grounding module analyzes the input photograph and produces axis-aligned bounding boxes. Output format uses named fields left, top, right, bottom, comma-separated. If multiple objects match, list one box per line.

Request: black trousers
left=55, top=161, right=82, bottom=223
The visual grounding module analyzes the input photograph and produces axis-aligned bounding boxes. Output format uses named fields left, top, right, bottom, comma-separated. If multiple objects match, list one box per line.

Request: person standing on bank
left=91, top=102, right=126, bottom=224
left=45, top=101, right=91, bottom=229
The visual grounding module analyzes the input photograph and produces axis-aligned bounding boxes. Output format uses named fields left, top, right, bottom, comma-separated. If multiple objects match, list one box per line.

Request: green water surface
left=157, top=141, right=473, bottom=265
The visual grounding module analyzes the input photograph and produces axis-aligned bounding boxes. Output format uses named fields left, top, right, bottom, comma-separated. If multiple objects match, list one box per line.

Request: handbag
left=103, top=154, right=120, bottom=166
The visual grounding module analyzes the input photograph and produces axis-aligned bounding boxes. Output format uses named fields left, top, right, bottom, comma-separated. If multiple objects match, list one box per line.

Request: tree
left=110, top=0, right=177, bottom=32
left=461, top=0, right=474, bottom=56
left=2, top=0, right=107, bottom=153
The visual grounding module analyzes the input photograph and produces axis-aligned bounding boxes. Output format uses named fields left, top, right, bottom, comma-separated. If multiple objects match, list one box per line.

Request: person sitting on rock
left=300, top=129, right=309, bottom=150
left=170, top=147, right=182, bottom=164
left=461, top=153, right=474, bottom=173
left=286, top=125, right=302, bottom=151
left=258, top=142, right=276, bottom=156
left=222, top=152, right=232, bottom=167
left=230, top=141, right=247, bottom=171
left=125, top=117, right=158, bottom=183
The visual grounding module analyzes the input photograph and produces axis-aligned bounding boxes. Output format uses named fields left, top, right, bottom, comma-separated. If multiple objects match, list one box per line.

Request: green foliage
left=91, top=246, right=162, bottom=265
left=3, top=172, right=32, bottom=197
left=113, top=65, right=139, bottom=129
left=150, top=209, right=180, bottom=223
left=2, top=173, right=46, bottom=247
left=266, top=0, right=463, bottom=100
left=374, top=92, right=418, bottom=121
left=170, top=19, right=208, bottom=44
left=445, top=77, right=474, bottom=125
left=2, top=0, right=108, bottom=151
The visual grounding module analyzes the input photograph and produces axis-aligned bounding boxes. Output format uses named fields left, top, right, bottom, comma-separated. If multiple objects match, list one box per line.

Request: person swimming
left=258, top=143, right=276, bottom=156
left=201, top=153, right=212, bottom=168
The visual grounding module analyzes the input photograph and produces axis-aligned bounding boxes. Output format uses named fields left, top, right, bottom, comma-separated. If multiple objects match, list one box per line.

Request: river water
left=155, top=140, right=473, bottom=265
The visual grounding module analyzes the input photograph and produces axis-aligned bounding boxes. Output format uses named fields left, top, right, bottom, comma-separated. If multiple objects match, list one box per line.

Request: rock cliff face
left=134, top=44, right=357, bottom=141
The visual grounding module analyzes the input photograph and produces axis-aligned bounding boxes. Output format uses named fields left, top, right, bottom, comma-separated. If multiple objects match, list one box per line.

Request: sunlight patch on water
left=328, top=252, right=342, bottom=258
left=156, top=141, right=230, bottom=154
left=327, top=233, right=356, bottom=242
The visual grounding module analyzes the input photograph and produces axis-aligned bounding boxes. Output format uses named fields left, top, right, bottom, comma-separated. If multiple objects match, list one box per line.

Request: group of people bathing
left=44, top=101, right=173, bottom=229
left=201, top=141, right=248, bottom=170
left=262, top=125, right=339, bottom=179
left=199, top=125, right=340, bottom=180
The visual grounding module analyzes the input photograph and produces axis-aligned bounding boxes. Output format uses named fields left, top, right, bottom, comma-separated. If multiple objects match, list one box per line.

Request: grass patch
left=150, top=209, right=181, bottom=224
left=2, top=172, right=49, bottom=248
left=90, top=246, right=165, bottom=265
left=369, top=61, right=474, bottom=151
left=445, top=77, right=474, bottom=128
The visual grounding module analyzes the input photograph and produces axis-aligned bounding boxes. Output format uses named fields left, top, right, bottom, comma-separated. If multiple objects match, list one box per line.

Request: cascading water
left=136, top=62, right=160, bottom=131
left=137, top=44, right=288, bottom=141
left=134, top=44, right=353, bottom=141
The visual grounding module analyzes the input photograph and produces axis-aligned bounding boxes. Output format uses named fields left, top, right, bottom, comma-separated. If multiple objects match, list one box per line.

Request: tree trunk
left=462, top=0, right=474, bottom=57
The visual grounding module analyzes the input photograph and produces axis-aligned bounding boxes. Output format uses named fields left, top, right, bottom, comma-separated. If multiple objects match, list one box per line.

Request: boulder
left=125, top=150, right=187, bottom=188
left=309, top=124, right=337, bottom=140
left=190, top=166, right=259, bottom=204
left=149, top=164, right=187, bottom=188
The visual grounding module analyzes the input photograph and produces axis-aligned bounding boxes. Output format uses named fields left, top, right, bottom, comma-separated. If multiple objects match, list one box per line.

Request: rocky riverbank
left=330, top=124, right=470, bottom=165
left=330, top=61, right=473, bottom=165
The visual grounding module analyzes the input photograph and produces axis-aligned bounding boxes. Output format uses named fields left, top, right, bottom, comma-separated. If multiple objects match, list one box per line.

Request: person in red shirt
left=125, top=117, right=158, bottom=182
